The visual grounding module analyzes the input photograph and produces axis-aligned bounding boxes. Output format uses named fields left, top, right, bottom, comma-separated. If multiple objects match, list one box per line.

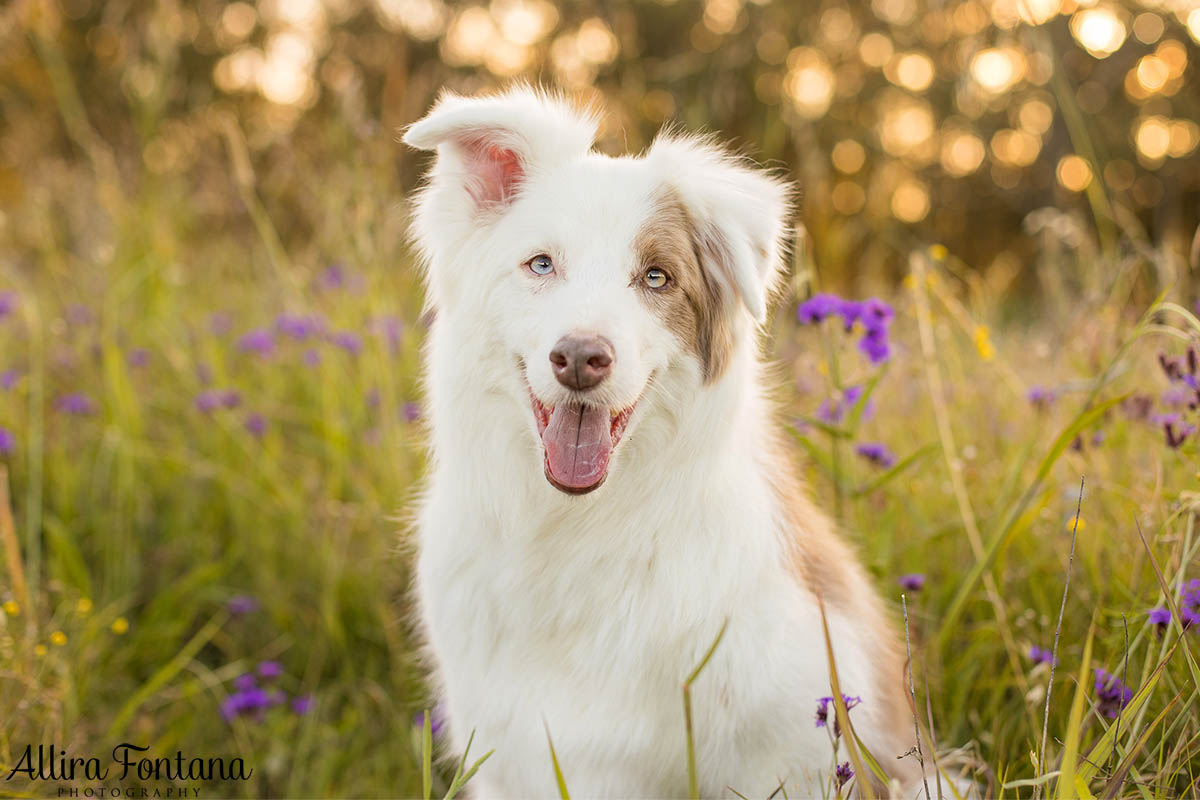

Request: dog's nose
left=549, top=334, right=614, bottom=390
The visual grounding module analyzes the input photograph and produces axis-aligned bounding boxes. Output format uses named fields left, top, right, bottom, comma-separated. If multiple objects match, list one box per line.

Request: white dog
left=403, top=87, right=925, bottom=798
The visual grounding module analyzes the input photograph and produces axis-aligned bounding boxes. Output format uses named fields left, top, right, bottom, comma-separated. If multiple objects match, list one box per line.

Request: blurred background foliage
left=1, top=0, right=1198, bottom=297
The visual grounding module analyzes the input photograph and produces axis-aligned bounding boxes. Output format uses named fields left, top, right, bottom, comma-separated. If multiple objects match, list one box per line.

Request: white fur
left=404, top=87, right=920, bottom=799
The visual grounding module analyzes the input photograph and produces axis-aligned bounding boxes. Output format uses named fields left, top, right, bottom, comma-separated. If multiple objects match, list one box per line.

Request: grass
left=2, top=49, right=1200, bottom=800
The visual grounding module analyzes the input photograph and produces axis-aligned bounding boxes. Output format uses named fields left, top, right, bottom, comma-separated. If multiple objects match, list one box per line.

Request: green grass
left=2, top=52, right=1200, bottom=800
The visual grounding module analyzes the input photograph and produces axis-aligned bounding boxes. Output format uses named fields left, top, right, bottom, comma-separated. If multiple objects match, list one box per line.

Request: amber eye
left=528, top=254, right=555, bottom=276
left=644, top=268, right=669, bottom=289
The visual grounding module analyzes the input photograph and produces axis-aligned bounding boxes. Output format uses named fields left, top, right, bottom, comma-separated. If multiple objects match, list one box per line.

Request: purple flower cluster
left=227, top=595, right=259, bottom=615
left=1148, top=606, right=1171, bottom=636
left=238, top=329, right=275, bottom=357
left=0, top=292, right=17, bottom=320
left=1093, top=668, right=1132, bottom=719
left=0, top=427, right=14, bottom=455
left=1027, top=645, right=1057, bottom=666
left=275, top=313, right=326, bottom=341
left=1, top=370, right=18, bottom=391
left=195, top=389, right=241, bottom=413
left=1158, top=348, right=1199, bottom=448
left=834, top=762, right=854, bottom=789
left=816, top=384, right=873, bottom=425
left=897, top=573, right=925, bottom=592
left=797, top=294, right=894, bottom=365
left=220, top=661, right=312, bottom=723
left=57, top=393, right=96, bottom=415
left=855, top=442, right=896, bottom=468
left=815, top=694, right=862, bottom=736
left=1027, top=386, right=1056, bottom=410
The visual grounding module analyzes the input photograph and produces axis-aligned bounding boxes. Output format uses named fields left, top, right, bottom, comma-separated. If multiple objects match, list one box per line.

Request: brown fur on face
left=633, top=193, right=737, bottom=383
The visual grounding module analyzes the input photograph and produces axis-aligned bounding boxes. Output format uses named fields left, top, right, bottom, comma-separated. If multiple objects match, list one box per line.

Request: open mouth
left=530, top=390, right=636, bottom=495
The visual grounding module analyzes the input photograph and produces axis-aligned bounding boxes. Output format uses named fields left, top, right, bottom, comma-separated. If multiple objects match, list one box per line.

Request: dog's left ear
left=648, top=136, right=793, bottom=323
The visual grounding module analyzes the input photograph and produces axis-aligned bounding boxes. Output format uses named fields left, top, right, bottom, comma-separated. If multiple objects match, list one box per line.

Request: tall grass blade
left=819, top=600, right=877, bottom=800
left=683, top=619, right=728, bottom=800
left=1054, top=618, right=1095, bottom=800
left=544, top=721, right=572, bottom=800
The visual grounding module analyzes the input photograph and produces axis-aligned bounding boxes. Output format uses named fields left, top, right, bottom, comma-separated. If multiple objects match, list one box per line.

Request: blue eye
left=528, top=254, right=555, bottom=276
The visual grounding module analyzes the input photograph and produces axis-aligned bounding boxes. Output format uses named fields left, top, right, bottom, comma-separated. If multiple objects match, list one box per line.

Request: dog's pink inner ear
left=457, top=133, right=525, bottom=209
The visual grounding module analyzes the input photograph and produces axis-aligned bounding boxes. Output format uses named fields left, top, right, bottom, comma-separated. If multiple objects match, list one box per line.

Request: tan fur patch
left=633, top=194, right=736, bottom=382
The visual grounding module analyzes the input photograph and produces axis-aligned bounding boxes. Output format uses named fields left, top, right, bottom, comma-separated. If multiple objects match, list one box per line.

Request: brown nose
left=549, top=334, right=614, bottom=390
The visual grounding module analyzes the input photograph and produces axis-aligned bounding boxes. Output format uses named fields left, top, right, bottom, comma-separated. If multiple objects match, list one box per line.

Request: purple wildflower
left=1028, top=646, right=1057, bottom=666
left=227, top=595, right=258, bottom=615
left=0, top=292, right=17, bottom=320
left=414, top=705, right=447, bottom=738
left=233, top=673, right=258, bottom=692
left=57, top=393, right=96, bottom=415
left=1027, top=386, right=1056, bottom=409
left=244, top=413, right=266, bottom=438
left=898, top=574, right=925, bottom=592
left=0, top=427, right=14, bottom=455
left=855, top=442, right=896, bottom=468
left=857, top=329, right=891, bottom=365
left=319, top=262, right=347, bottom=289
left=404, top=402, right=422, bottom=422
left=220, top=687, right=273, bottom=722
left=797, top=293, right=845, bottom=324
left=1182, top=579, right=1200, bottom=628
left=195, top=390, right=240, bottom=413
left=238, top=329, right=274, bottom=357
left=303, top=348, right=321, bottom=367
left=860, top=298, right=895, bottom=329
left=835, top=762, right=854, bottom=789
left=291, top=694, right=314, bottom=715
left=127, top=348, right=150, bottom=368
left=1164, top=418, right=1194, bottom=449
left=330, top=330, right=363, bottom=356
left=366, top=387, right=381, bottom=409
left=275, top=313, right=325, bottom=340
left=257, top=660, right=284, bottom=680
left=816, top=384, right=874, bottom=425
left=815, top=694, right=862, bottom=735
left=1161, top=387, right=1188, bottom=409
left=0, top=370, right=17, bottom=391
left=1149, top=606, right=1170, bottom=636
left=1093, top=668, right=1132, bottom=719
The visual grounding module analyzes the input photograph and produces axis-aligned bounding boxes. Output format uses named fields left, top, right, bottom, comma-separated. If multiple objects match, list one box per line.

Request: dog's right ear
left=403, top=87, right=598, bottom=215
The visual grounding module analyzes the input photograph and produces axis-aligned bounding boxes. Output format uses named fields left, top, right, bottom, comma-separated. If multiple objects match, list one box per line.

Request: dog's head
left=404, top=87, right=791, bottom=495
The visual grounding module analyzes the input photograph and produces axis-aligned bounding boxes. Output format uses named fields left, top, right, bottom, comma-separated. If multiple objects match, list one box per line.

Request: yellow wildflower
left=2, top=600, right=18, bottom=616
left=111, top=617, right=129, bottom=635
left=49, top=630, right=67, bottom=646
left=974, top=326, right=996, bottom=361
left=76, top=597, right=93, bottom=615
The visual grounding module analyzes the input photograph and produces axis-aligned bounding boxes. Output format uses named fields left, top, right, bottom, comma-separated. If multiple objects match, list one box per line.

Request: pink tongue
left=542, top=404, right=612, bottom=491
